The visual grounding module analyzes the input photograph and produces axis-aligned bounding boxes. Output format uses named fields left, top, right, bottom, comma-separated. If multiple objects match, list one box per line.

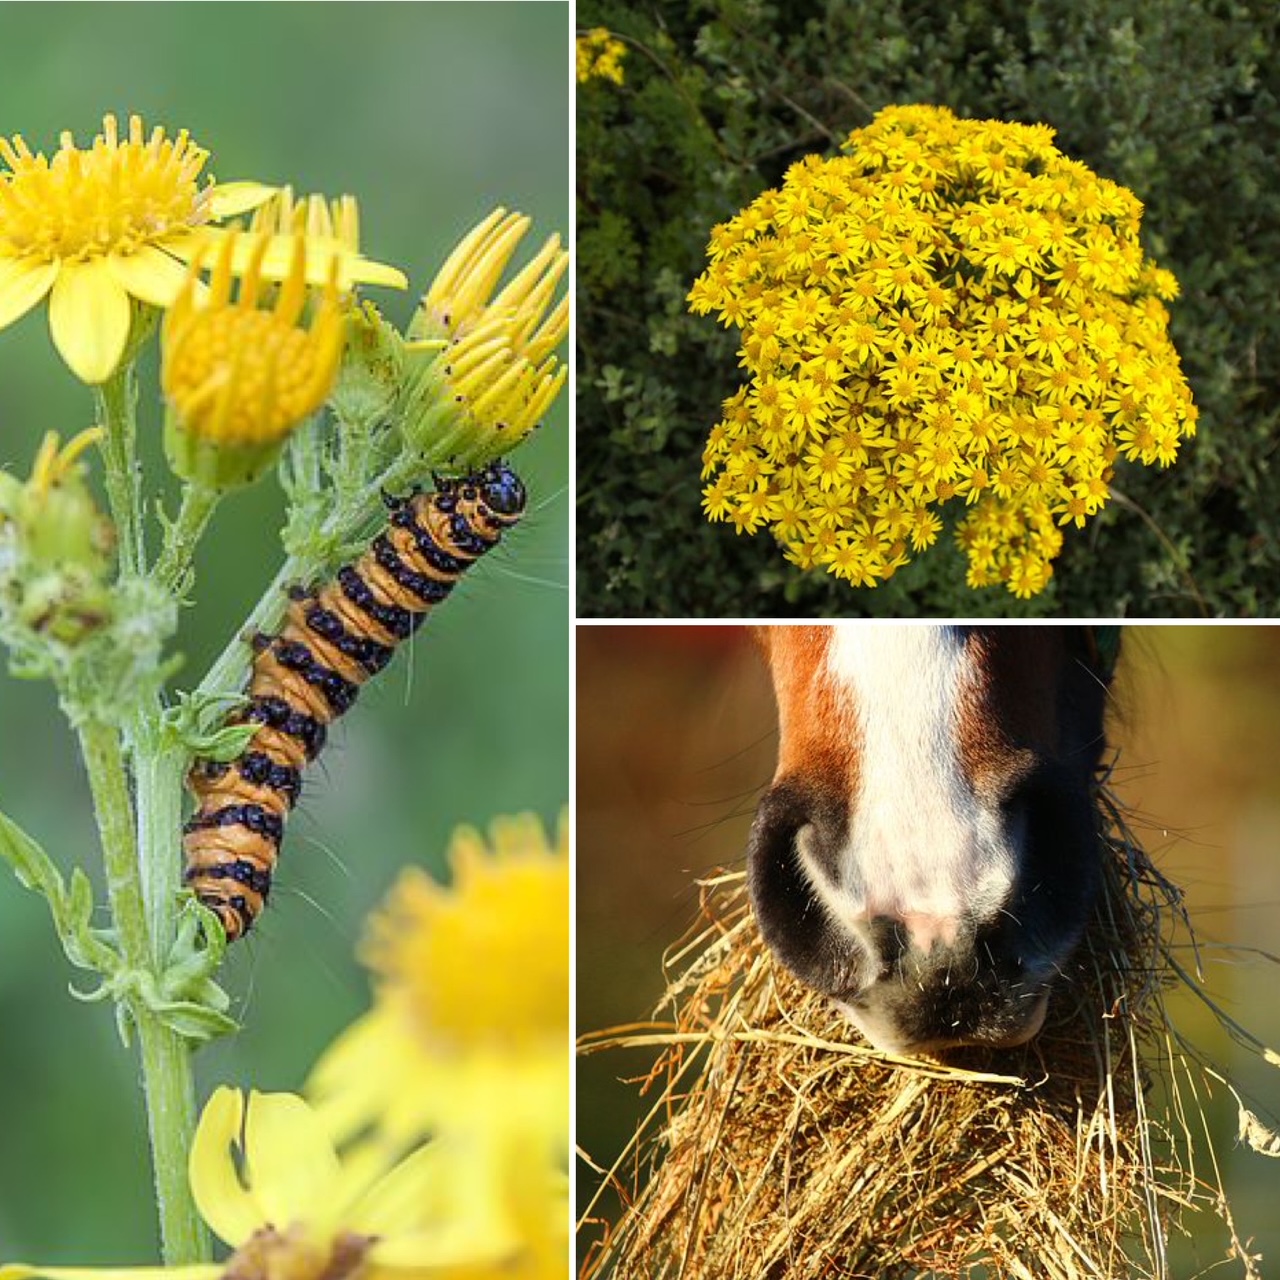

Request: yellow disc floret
left=364, top=812, right=569, bottom=1055
left=688, top=103, right=1197, bottom=597
left=163, top=230, right=344, bottom=448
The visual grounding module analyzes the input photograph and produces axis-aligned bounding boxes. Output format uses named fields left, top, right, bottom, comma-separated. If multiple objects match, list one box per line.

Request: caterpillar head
left=474, top=461, right=527, bottom=521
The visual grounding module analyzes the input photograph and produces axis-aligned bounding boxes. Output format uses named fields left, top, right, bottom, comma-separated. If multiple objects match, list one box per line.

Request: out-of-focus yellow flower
left=0, top=114, right=274, bottom=382
left=162, top=230, right=344, bottom=486
left=404, top=210, right=567, bottom=463
left=577, top=28, right=627, bottom=84
left=308, top=810, right=569, bottom=1279
left=0, top=1087, right=495, bottom=1280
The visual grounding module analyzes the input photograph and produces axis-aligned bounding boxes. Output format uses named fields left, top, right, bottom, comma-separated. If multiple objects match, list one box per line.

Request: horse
left=748, top=625, right=1120, bottom=1054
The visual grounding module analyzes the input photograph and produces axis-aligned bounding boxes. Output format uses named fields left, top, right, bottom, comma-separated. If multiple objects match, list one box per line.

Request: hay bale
left=581, top=791, right=1268, bottom=1280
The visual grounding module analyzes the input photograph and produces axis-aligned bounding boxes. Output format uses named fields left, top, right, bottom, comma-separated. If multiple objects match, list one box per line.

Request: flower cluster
left=688, top=103, right=1197, bottom=597
left=576, top=28, right=626, bottom=84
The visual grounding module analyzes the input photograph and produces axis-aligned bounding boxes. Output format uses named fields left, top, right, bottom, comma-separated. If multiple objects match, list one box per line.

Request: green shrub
left=576, top=0, right=1280, bottom=617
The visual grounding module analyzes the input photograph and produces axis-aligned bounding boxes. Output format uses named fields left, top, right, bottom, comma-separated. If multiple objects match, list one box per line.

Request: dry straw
left=579, top=788, right=1278, bottom=1279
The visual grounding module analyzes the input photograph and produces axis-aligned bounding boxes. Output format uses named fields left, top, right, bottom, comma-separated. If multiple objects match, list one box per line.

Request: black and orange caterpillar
left=182, top=461, right=526, bottom=941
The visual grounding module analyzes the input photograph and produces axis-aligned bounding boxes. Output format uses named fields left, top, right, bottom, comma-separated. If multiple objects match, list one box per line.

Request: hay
left=580, top=789, right=1274, bottom=1279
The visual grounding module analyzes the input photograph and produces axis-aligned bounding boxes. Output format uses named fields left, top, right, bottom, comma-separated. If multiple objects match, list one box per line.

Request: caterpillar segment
left=182, top=462, right=527, bottom=941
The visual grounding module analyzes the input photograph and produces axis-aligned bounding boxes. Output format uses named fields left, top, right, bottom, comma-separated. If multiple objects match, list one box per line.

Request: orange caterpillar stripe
left=183, top=462, right=526, bottom=941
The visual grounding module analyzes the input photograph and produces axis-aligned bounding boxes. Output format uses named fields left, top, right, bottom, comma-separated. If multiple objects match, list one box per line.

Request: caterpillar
left=182, top=460, right=526, bottom=941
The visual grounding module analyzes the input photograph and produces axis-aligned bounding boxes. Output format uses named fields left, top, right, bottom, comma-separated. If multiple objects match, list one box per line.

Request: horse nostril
left=864, top=910, right=963, bottom=963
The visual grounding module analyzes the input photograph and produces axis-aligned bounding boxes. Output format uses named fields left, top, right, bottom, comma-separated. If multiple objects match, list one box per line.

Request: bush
left=576, top=0, right=1280, bottom=617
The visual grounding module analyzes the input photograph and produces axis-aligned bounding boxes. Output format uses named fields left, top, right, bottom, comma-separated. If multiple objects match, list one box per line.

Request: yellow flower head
left=405, top=210, right=568, bottom=462
left=366, top=810, right=569, bottom=1055
left=577, top=28, right=627, bottom=84
left=688, top=103, right=1197, bottom=598
left=162, top=230, right=344, bottom=455
left=306, top=811, right=570, bottom=1279
left=0, top=113, right=274, bottom=382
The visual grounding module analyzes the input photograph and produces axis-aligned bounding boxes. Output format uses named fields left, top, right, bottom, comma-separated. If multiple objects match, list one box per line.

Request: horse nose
left=864, top=909, right=963, bottom=963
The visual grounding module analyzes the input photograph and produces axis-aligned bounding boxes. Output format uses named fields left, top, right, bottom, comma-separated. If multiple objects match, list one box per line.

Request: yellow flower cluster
left=577, top=28, right=626, bottom=84
left=688, top=103, right=1197, bottom=596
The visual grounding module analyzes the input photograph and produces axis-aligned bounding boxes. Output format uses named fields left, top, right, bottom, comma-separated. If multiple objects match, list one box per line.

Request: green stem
left=95, top=364, right=145, bottom=577
left=77, top=720, right=208, bottom=1263
left=154, top=483, right=222, bottom=597
left=134, top=721, right=189, bottom=956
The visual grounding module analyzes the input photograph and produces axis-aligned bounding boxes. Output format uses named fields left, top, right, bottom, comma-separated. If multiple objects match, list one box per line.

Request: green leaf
left=165, top=689, right=256, bottom=760
left=151, top=998, right=239, bottom=1044
left=0, top=806, right=65, bottom=898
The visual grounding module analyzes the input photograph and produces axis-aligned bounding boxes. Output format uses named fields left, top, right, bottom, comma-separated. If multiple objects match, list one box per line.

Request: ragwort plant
left=689, top=104, right=1197, bottom=598
left=0, top=115, right=567, bottom=1274
left=577, top=0, right=1280, bottom=617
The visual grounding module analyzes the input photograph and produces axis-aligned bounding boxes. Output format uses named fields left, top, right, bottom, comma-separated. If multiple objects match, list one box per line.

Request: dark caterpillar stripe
left=183, top=461, right=526, bottom=941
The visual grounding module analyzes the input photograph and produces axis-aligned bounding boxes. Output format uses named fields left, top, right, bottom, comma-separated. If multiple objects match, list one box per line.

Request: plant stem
left=155, top=483, right=222, bottom=596
left=95, top=364, right=145, bottom=577
left=77, top=719, right=208, bottom=1263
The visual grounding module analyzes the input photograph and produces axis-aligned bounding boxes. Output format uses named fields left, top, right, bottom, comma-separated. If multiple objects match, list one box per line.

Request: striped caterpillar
left=182, top=461, right=526, bottom=941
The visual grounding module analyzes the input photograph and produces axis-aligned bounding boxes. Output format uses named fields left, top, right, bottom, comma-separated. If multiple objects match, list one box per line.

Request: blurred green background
left=0, top=2, right=567, bottom=1262
left=577, top=0, right=1280, bottom=617
left=578, top=626, right=1280, bottom=1275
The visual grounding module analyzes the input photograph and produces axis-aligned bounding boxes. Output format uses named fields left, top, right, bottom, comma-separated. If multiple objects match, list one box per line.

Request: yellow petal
left=189, top=1087, right=262, bottom=1247
left=242, top=1091, right=343, bottom=1227
left=47, top=260, right=132, bottom=383
left=0, top=257, right=59, bottom=330
left=233, top=235, right=407, bottom=291
left=207, top=181, right=279, bottom=219
left=107, top=246, right=191, bottom=308
left=344, top=1143, right=441, bottom=1237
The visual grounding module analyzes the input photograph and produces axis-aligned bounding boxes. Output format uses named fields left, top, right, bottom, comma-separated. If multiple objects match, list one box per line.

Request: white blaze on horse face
left=797, top=627, right=1018, bottom=955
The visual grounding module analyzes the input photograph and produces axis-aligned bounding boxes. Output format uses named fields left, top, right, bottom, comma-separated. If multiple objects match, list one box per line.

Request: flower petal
left=229, top=234, right=407, bottom=291
left=47, top=261, right=132, bottom=383
left=242, top=1091, right=343, bottom=1227
left=189, top=1086, right=262, bottom=1247
left=207, top=181, right=279, bottom=219
left=344, top=1143, right=442, bottom=1237
left=0, top=257, right=58, bottom=330
left=108, top=246, right=193, bottom=308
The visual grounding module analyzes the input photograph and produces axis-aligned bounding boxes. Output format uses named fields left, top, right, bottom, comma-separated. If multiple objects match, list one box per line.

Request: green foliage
left=577, top=0, right=1280, bottom=616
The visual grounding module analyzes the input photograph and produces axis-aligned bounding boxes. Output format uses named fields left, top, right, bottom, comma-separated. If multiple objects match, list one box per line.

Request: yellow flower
left=404, top=210, right=568, bottom=462
left=308, top=811, right=569, bottom=1279
left=688, top=102, right=1197, bottom=597
left=0, top=113, right=274, bottom=382
left=577, top=28, right=627, bottom=84
left=0, top=1087, right=481, bottom=1280
left=162, top=231, right=344, bottom=454
left=161, top=229, right=346, bottom=491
